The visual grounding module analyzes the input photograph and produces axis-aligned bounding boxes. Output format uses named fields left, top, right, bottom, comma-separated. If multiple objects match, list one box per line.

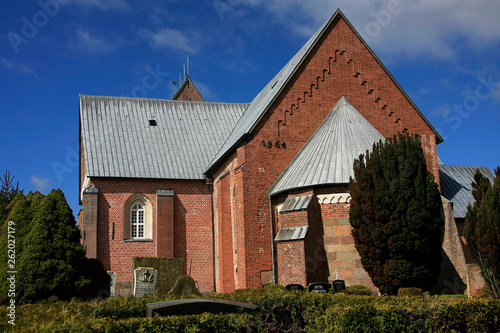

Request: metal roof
left=275, top=226, right=309, bottom=242
left=268, top=97, right=384, bottom=196
left=206, top=9, right=443, bottom=174
left=80, top=95, right=248, bottom=180
left=439, top=165, right=495, bottom=219
left=280, top=195, right=313, bottom=213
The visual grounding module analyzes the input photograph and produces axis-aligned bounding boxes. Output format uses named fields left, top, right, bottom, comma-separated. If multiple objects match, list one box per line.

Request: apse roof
left=268, top=97, right=385, bottom=196
left=80, top=95, right=247, bottom=180
left=439, top=165, right=495, bottom=219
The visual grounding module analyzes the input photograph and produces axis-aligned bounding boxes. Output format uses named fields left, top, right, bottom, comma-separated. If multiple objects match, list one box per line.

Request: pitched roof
left=268, top=97, right=384, bottom=196
left=172, top=77, right=204, bottom=101
left=206, top=9, right=443, bottom=174
left=439, top=165, right=495, bottom=219
left=80, top=95, right=247, bottom=180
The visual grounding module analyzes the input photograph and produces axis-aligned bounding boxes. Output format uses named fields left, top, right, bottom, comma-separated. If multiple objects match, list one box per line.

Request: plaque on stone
left=134, top=268, right=158, bottom=297
left=307, top=282, right=331, bottom=294
left=107, top=271, right=117, bottom=297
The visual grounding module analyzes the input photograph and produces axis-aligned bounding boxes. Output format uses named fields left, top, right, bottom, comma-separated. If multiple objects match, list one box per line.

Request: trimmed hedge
left=1, top=286, right=499, bottom=332
left=398, top=287, right=423, bottom=297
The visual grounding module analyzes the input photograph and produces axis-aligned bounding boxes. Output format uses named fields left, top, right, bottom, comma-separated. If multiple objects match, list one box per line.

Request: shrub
left=349, top=134, right=444, bottom=295
left=398, top=287, right=423, bottom=297
left=344, top=285, right=373, bottom=296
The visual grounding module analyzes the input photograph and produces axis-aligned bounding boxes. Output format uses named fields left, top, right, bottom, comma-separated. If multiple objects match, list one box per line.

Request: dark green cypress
left=349, top=133, right=444, bottom=295
left=464, top=167, right=500, bottom=297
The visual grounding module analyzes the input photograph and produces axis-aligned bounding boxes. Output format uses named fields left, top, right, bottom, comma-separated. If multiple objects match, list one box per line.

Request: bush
left=1, top=288, right=500, bottom=332
left=349, top=134, right=444, bottom=295
left=398, top=287, right=422, bottom=297
left=344, top=285, right=373, bottom=296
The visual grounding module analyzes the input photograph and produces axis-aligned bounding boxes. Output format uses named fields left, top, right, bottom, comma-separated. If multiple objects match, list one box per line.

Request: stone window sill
left=124, top=238, right=153, bottom=243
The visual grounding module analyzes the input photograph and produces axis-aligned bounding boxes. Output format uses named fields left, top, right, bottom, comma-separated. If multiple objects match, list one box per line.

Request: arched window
left=124, top=194, right=153, bottom=241
left=130, top=202, right=145, bottom=238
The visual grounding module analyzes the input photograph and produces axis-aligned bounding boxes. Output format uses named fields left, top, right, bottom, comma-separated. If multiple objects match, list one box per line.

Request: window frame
left=124, top=194, right=153, bottom=242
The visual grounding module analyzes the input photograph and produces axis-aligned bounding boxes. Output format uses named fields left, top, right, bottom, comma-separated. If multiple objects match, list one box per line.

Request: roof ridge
left=79, top=95, right=249, bottom=106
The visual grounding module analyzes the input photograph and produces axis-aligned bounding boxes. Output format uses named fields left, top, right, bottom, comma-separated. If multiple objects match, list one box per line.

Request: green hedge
left=1, top=286, right=499, bottom=332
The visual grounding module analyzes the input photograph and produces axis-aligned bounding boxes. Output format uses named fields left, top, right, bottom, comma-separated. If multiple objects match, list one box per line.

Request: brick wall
left=276, top=241, right=307, bottom=287
left=172, top=78, right=204, bottom=102
left=82, top=177, right=214, bottom=294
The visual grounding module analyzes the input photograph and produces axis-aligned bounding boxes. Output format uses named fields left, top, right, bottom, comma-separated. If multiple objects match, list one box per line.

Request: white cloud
left=243, top=0, right=500, bottom=61
left=68, top=28, right=124, bottom=55
left=0, top=57, right=35, bottom=76
left=74, top=0, right=130, bottom=11
left=30, top=175, right=50, bottom=192
left=139, top=28, right=199, bottom=53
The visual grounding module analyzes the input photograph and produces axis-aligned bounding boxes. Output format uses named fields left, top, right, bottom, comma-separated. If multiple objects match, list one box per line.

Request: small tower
left=172, top=76, right=204, bottom=102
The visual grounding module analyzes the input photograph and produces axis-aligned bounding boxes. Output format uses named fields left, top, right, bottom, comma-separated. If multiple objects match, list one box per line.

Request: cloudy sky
left=1, top=0, right=499, bottom=217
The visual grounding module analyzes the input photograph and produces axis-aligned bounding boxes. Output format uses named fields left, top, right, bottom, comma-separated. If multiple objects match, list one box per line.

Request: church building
left=78, top=10, right=490, bottom=296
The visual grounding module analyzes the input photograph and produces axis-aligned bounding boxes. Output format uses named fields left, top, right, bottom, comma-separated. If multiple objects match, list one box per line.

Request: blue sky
left=1, top=0, right=499, bottom=218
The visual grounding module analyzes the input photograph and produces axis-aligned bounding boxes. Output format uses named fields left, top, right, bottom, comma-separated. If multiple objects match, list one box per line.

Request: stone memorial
left=134, top=267, right=158, bottom=297
left=286, top=284, right=305, bottom=291
left=107, top=271, right=117, bottom=297
left=307, top=282, right=331, bottom=293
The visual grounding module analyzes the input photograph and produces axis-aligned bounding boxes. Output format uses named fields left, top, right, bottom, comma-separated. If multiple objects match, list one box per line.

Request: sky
left=1, top=0, right=499, bottom=219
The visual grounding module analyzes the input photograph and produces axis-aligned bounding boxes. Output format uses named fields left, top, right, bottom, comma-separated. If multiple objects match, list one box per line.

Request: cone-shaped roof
left=268, top=96, right=385, bottom=196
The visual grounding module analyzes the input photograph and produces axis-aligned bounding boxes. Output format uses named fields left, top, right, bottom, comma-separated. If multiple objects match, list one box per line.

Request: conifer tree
left=464, top=167, right=500, bottom=297
left=349, top=134, right=444, bottom=295
left=1, top=189, right=109, bottom=303
left=16, top=189, right=90, bottom=303
left=0, top=170, right=20, bottom=222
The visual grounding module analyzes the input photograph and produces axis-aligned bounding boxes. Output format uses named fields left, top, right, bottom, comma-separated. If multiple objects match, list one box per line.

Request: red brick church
left=78, top=10, right=490, bottom=296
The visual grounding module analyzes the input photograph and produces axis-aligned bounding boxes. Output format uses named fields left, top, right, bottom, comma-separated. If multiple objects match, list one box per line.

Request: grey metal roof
left=439, top=165, right=495, bottom=219
left=80, top=95, right=248, bottom=180
left=275, top=226, right=309, bottom=242
left=280, top=195, right=313, bottom=213
left=268, top=97, right=384, bottom=196
left=206, top=9, right=443, bottom=174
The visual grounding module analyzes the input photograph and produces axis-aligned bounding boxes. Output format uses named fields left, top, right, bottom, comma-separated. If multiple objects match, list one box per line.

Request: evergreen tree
left=349, top=134, right=444, bottom=295
left=0, top=170, right=20, bottom=222
left=464, top=167, right=500, bottom=297
left=16, top=189, right=91, bottom=303
left=1, top=189, right=110, bottom=303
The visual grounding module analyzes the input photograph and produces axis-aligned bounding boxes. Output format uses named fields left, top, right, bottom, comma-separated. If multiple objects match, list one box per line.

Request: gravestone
left=169, top=275, right=201, bottom=296
left=147, top=299, right=260, bottom=318
left=286, top=284, right=305, bottom=291
left=107, top=271, right=117, bottom=297
left=307, top=282, right=331, bottom=294
left=332, top=280, right=346, bottom=293
left=134, top=267, right=158, bottom=297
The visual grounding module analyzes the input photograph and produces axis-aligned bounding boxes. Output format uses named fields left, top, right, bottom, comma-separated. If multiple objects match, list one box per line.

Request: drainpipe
left=207, top=177, right=216, bottom=292
left=268, top=196, right=276, bottom=284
